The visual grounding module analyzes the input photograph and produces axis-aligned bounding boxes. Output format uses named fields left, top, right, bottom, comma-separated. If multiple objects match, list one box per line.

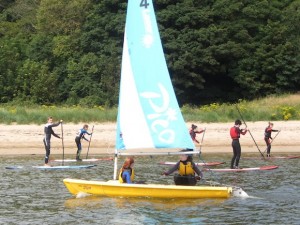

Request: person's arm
left=240, top=128, right=247, bottom=135
left=48, top=121, right=61, bottom=128
left=83, top=136, right=89, bottom=142
left=270, top=129, right=279, bottom=139
left=81, top=132, right=89, bottom=141
left=163, top=162, right=180, bottom=175
left=192, top=162, right=203, bottom=178
left=51, top=130, right=60, bottom=139
left=195, top=129, right=204, bottom=134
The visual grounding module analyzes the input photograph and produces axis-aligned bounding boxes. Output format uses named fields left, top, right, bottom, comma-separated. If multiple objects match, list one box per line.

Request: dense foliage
left=0, top=0, right=299, bottom=106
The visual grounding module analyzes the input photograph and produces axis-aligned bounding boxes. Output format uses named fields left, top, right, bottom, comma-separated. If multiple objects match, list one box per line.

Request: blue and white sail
left=116, top=0, right=194, bottom=151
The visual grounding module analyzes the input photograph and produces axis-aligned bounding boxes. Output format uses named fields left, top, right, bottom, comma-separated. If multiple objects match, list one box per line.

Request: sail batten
left=116, top=0, right=195, bottom=151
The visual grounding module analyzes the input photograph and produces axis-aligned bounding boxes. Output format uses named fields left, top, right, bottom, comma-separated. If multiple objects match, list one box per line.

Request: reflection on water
left=0, top=153, right=300, bottom=224
left=64, top=195, right=226, bottom=210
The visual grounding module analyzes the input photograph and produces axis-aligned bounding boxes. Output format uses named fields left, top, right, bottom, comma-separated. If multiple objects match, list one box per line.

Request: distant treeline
left=0, top=0, right=299, bottom=106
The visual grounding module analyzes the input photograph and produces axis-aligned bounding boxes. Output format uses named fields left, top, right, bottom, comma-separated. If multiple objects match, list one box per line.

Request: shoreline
left=1, top=121, right=299, bottom=156
left=0, top=146, right=298, bottom=157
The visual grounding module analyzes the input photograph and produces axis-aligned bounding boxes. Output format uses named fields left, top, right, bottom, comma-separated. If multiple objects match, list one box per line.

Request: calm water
left=1, top=153, right=299, bottom=225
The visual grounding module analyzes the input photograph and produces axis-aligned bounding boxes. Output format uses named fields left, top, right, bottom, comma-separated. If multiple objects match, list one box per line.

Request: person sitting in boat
left=75, top=124, right=92, bottom=161
left=189, top=124, right=204, bottom=144
left=162, top=150, right=203, bottom=186
left=264, top=122, right=279, bottom=157
left=119, top=157, right=135, bottom=184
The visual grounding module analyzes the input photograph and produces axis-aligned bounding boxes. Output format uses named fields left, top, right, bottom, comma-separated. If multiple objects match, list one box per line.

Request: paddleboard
left=5, top=165, right=96, bottom=170
left=5, top=166, right=23, bottom=170
left=243, top=156, right=299, bottom=160
left=159, top=161, right=225, bottom=166
left=33, top=165, right=97, bottom=170
left=203, top=165, right=279, bottom=172
left=51, top=158, right=113, bottom=162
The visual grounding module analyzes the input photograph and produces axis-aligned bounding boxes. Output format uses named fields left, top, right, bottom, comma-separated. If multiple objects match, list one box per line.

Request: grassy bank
left=1, top=94, right=299, bottom=124
left=183, top=94, right=300, bottom=122
left=0, top=105, right=117, bottom=124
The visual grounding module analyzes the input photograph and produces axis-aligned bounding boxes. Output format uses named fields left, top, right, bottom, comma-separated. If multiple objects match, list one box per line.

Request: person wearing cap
left=230, top=119, right=247, bottom=169
left=162, top=149, right=203, bottom=186
left=189, top=124, right=204, bottom=144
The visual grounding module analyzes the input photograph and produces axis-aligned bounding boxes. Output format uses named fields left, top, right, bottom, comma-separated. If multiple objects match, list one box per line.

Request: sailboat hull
left=63, top=179, right=232, bottom=198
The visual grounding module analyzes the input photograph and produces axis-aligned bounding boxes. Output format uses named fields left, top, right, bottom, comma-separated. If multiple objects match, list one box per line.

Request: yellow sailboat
left=63, top=0, right=247, bottom=199
left=64, top=179, right=233, bottom=198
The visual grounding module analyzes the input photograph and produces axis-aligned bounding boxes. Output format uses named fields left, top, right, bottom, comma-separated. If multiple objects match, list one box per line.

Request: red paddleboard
left=243, top=156, right=300, bottom=160
left=159, top=161, right=225, bottom=166
left=51, top=158, right=113, bottom=162
left=203, top=165, right=279, bottom=172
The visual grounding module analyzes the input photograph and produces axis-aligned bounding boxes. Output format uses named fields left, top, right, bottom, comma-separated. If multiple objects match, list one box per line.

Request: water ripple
left=0, top=153, right=299, bottom=224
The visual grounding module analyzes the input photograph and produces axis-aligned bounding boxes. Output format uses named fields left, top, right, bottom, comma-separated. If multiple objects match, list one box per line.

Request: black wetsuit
left=264, top=127, right=278, bottom=156
left=43, top=122, right=61, bottom=164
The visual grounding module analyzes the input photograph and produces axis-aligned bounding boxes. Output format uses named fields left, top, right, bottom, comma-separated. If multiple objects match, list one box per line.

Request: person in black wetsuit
left=43, top=117, right=62, bottom=166
left=264, top=122, right=279, bottom=157
left=75, top=124, right=92, bottom=161
left=230, top=119, right=247, bottom=169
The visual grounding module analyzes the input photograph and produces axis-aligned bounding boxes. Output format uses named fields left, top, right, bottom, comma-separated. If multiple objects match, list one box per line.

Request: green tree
left=0, top=0, right=299, bottom=106
left=15, top=59, right=59, bottom=103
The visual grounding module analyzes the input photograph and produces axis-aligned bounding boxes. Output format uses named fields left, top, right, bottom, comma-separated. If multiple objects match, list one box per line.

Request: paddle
left=61, top=121, right=65, bottom=166
left=86, top=125, right=94, bottom=159
left=198, top=128, right=206, bottom=154
left=196, top=128, right=221, bottom=184
left=263, top=130, right=281, bottom=155
left=235, top=105, right=265, bottom=159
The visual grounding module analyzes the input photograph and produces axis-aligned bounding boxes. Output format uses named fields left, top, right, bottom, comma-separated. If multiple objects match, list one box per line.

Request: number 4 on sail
left=140, top=0, right=149, bottom=8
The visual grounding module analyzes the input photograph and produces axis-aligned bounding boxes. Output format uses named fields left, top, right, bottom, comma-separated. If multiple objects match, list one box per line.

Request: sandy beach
left=0, top=121, right=299, bottom=156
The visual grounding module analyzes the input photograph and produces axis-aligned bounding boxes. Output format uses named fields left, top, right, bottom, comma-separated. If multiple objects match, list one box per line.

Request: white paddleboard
left=51, top=158, right=113, bottom=162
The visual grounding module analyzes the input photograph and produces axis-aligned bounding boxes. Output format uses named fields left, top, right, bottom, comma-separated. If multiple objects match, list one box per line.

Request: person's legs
left=235, top=142, right=241, bottom=168
left=75, top=139, right=82, bottom=161
left=231, top=140, right=238, bottom=169
left=265, top=138, right=271, bottom=157
left=268, top=144, right=271, bottom=156
left=44, top=139, right=51, bottom=165
left=122, top=171, right=132, bottom=183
